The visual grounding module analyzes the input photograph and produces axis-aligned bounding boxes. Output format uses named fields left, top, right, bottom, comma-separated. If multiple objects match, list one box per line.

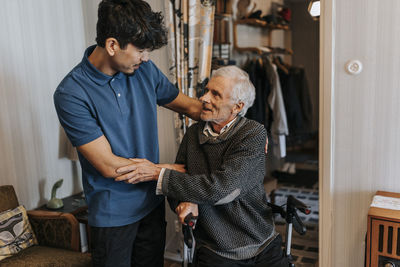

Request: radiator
left=367, top=191, right=400, bottom=267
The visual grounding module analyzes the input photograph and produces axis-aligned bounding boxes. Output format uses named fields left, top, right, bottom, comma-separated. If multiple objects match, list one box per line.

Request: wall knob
left=345, top=60, right=363, bottom=75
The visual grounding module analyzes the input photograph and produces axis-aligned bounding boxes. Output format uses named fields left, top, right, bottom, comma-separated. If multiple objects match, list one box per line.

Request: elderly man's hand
left=115, top=159, right=186, bottom=184
left=115, top=158, right=161, bottom=183
left=175, top=202, right=198, bottom=226
left=158, top=163, right=187, bottom=173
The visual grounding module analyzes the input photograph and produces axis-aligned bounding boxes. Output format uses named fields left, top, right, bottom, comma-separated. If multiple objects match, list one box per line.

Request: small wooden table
left=38, top=192, right=90, bottom=252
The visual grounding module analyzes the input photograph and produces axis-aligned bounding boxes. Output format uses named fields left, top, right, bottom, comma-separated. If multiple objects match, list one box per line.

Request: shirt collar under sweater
left=199, top=116, right=246, bottom=145
left=203, top=117, right=237, bottom=137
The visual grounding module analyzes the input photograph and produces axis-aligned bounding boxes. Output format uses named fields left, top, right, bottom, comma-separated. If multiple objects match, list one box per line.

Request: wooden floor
left=275, top=221, right=319, bottom=267
left=164, top=259, right=181, bottom=267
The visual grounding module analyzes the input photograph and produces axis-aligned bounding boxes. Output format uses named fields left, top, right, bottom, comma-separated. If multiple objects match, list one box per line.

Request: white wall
left=0, top=0, right=177, bottom=210
left=0, top=0, right=89, bottom=208
left=321, top=0, right=400, bottom=266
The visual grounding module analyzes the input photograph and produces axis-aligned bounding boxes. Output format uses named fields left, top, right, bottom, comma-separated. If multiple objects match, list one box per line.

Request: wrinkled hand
left=175, top=202, right=198, bottom=226
left=115, top=158, right=161, bottom=184
left=158, top=164, right=187, bottom=173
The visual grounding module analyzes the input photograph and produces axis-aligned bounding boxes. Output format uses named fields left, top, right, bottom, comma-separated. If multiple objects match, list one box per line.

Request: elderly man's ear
left=233, top=102, right=245, bottom=115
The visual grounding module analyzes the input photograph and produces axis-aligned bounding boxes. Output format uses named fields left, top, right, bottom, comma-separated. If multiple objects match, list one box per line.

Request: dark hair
left=96, top=0, right=168, bottom=50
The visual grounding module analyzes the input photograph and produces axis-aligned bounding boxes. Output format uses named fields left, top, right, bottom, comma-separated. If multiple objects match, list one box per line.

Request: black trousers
left=193, top=235, right=289, bottom=267
left=90, top=201, right=166, bottom=267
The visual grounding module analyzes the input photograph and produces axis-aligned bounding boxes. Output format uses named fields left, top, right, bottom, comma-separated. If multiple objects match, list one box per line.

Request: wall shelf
left=233, top=18, right=290, bottom=52
left=235, top=18, right=290, bottom=31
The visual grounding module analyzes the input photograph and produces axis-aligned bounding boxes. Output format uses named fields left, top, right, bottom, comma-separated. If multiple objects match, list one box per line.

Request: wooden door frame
left=319, top=0, right=334, bottom=266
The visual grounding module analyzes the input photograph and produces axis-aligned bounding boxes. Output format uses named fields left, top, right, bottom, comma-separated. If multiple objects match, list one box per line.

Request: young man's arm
left=54, top=87, right=187, bottom=179
left=163, top=91, right=202, bottom=121
left=78, top=135, right=185, bottom=179
left=77, top=135, right=142, bottom=178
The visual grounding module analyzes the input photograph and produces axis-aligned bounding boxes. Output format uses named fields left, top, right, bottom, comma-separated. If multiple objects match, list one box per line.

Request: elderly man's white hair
left=212, top=65, right=255, bottom=116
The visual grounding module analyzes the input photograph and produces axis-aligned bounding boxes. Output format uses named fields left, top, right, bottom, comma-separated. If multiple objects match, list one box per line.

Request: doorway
left=212, top=0, right=321, bottom=266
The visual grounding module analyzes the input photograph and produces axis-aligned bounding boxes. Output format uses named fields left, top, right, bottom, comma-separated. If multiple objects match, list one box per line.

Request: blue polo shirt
left=54, top=45, right=179, bottom=227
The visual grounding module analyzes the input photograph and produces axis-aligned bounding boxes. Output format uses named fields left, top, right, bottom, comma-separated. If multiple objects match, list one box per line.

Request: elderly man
left=116, top=66, right=288, bottom=267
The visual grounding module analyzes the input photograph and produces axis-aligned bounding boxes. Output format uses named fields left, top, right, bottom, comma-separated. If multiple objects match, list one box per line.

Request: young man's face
left=199, top=76, right=239, bottom=128
left=113, top=43, right=149, bottom=75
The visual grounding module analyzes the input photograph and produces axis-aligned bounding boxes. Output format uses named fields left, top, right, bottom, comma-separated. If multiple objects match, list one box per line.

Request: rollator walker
left=182, top=195, right=311, bottom=267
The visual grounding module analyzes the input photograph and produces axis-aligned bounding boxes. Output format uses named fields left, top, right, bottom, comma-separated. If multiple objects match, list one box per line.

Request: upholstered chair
left=0, top=185, right=91, bottom=267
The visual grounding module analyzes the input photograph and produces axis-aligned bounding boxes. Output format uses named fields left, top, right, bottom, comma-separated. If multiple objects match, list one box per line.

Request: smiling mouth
left=202, top=106, right=212, bottom=112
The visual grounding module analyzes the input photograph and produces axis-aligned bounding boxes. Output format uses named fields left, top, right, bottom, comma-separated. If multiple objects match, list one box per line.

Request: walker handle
left=183, top=213, right=197, bottom=249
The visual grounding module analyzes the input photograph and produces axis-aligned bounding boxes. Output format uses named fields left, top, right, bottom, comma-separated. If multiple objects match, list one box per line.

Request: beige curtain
left=58, top=127, right=79, bottom=161
left=165, top=0, right=215, bottom=142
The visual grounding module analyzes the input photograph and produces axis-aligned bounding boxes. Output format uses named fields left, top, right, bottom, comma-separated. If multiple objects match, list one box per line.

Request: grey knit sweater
left=163, top=116, right=277, bottom=260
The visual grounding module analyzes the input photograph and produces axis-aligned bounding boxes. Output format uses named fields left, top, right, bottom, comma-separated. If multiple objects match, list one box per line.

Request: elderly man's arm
left=162, top=131, right=266, bottom=205
left=116, top=124, right=266, bottom=205
left=164, top=124, right=266, bottom=205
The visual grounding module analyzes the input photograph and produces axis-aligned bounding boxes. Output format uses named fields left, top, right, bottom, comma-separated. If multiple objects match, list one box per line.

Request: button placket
left=109, top=79, right=128, bottom=114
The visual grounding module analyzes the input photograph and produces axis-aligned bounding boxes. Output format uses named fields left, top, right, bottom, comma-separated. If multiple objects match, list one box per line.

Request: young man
left=116, top=66, right=288, bottom=267
left=54, top=0, right=201, bottom=266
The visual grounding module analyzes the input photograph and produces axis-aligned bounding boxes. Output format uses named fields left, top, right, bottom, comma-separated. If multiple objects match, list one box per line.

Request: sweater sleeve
left=163, top=125, right=267, bottom=205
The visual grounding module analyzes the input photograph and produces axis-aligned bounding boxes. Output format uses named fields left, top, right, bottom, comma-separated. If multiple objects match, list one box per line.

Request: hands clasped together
left=115, top=158, right=198, bottom=225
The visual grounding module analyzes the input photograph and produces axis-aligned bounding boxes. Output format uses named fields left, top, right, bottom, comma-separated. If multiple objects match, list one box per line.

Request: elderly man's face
left=200, top=76, right=238, bottom=128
